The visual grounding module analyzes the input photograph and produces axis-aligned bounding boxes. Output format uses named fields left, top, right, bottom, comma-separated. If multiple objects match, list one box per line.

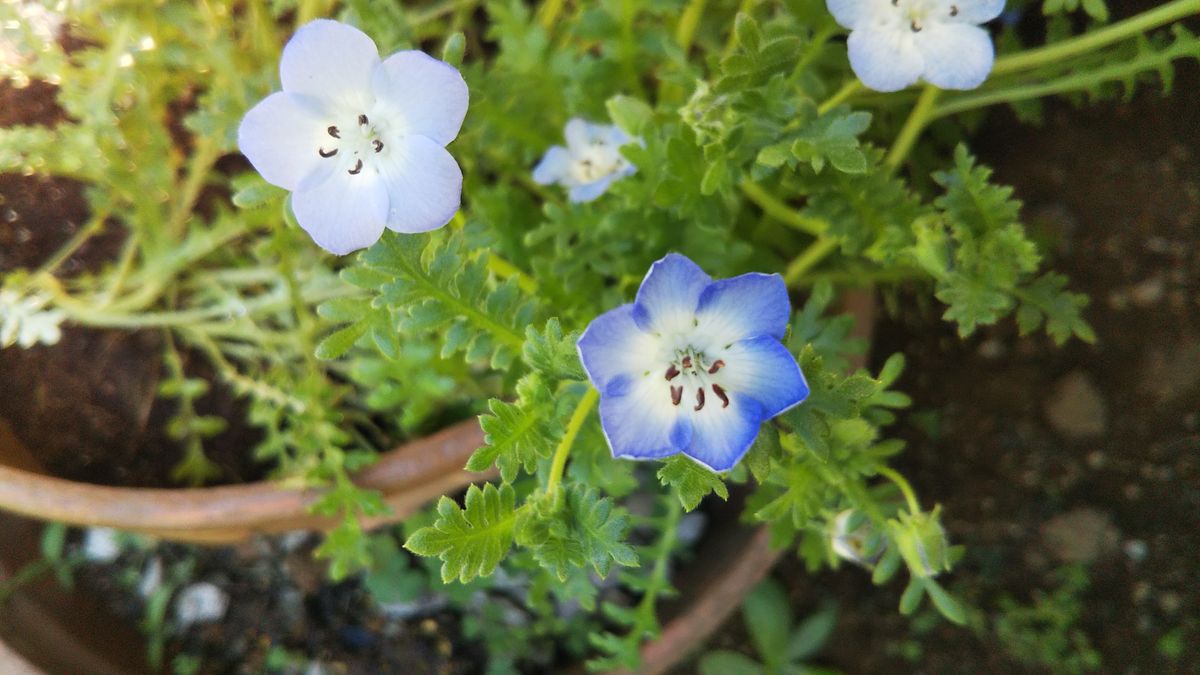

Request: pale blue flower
left=827, top=0, right=1005, bottom=92
left=577, top=254, right=809, bottom=472
left=238, top=20, right=468, bottom=255
left=533, top=119, right=638, bottom=203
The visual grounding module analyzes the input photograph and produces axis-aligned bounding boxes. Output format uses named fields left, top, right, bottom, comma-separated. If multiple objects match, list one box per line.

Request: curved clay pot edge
left=0, top=418, right=487, bottom=542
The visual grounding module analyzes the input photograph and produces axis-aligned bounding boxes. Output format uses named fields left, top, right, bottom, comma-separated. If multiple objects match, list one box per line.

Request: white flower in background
left=174, top=582, right=230, bottom=627
left=238, top=20, right=469, bottom=255
left=81, top=527, right=121, bottom=562
left=0, top=2, right=65, bottom=71
left=533, top=119, right=639, bottom=203
left=829, top=509, right=886, bottom=568
left=827, top=0, right=1006, bottom=92
left=0, top=289, right=65, bottom=349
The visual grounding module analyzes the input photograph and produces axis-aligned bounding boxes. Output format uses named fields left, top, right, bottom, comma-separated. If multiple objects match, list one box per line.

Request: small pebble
left=1124, top=539, right=1148, bottom=563
left=175, top=582, right=230, bottom=627
left=138, top=556, right=163, bottom=597
left=81, top=527, right=121, bottom=562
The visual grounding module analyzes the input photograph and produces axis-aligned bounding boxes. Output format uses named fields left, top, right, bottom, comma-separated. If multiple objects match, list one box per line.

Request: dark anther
left=372, top=139, right=384, bottom=153
left=707, top=359, right=725, bottom=374
left=665, top=364, right=680, bottom=381
left=891, top=0, right=899, bottom=5
left=712, top=383, right=729, bottom=408
left=358, top=113, right=369, bottom=125
left=693, top=387, right=706, bottom=412
left=950, top=5, right=959, bottom=16
left=911, top=20, right=922, bottom=32
left=318, top=147, right=338, bottom=158
left=348, top=159, right=364, bottom=175
left=327, top=126, right=341, bottom=138
left=670, top=385, right=683, bottom=406
left=681, top=355, right=693, bottom=370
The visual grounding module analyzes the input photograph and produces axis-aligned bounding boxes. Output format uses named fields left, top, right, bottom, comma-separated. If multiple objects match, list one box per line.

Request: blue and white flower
left=533, top=119, right=638, bottom=203
left=238, top=20, right=468, bottom=255
left=0, top=289, right=64, bottom=349
left=827, top=0, right=1005, bottom=92
left=577, top=254, right=809, bottom=472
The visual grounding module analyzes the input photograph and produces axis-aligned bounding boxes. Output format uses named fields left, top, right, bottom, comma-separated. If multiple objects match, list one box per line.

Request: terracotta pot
left=0, top=290, right=875, bottom=675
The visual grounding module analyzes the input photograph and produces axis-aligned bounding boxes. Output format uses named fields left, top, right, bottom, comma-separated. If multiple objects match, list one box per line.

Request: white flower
left=81, top=527, right=121, bottom=562
left=533, top=119, right=638, bottom=203
left=238, top=20, right=469, bottom=255
left=829, top=509, right=886, bottom=567
left=0, top=289, right=65, bottom=349
left=827, top=0, right=1005, bottom=92
left=174, top=582, right=229, bottom=627
left=138, top=556, right=163, bottom=598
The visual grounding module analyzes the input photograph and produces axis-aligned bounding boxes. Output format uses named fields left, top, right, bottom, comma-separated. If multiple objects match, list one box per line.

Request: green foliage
left=657, top=455, right=730, bottom=511
left=467, top=375, right=563, bottom=482
left=516, top=486, right=638, bottom=581
left=405, top=483, right=518, bottom=584
left=992, top=565, right=1102, bottom=673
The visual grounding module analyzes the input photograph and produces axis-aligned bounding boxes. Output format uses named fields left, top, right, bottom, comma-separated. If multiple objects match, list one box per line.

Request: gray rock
left=1040, top=508, right=1119, bottom=564
left=1045, top=371, right=1108, bottom=440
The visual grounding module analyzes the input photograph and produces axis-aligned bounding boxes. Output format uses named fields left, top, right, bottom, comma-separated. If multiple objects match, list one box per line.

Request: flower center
left=316, top=112, right=388, bottom=176
left=888, top=0, right=960, bottom=32
left=569, top=140, right=629, bottom=184
left=663, top=346, right=730, bottom=412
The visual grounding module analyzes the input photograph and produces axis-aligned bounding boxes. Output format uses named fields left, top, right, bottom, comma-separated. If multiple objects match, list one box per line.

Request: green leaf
left=743, top=579, right=791, bottom=665
left=230, top=173, right=284, bottom=209
left=314, top=321, right=368, bottom=361
left=523, top=318, right=586, bottom=381
left=924, top=578, right=967, bottom=625
left=606, top=94, right=653, bottom=136
left=40, top=523, right=67, bottom=563
left=441, top=32, right=466, bottom=67
left=517, top=486, right=638, bottom=581
left=898, top=578, right=925, bottom=615
left=791, top=110, right=872, bottom=174
left=657, top=455, right=729, bottom=511
left=698, top=650, right=764, bottom=675
left=788, top=604, right=838, bottom=661
left=404, top=483, right=517, bottom=584
left=466, top=375, right=561, bottom=482
left=745, top=424, right=781, bottom=484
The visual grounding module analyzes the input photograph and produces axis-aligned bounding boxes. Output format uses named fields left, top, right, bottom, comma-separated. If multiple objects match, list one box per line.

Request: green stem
left=538, top=0, right=567, bottom=31
left=877, top=466, right=921, bottom=515
left=739, top=180, right=830, bottom=237
left=30, top=211, right=108, bottom=281
left=992, top=0, right=1200, bottom=75
left=884, top=85, right=940, bottom=172
left=784, top=237, right=839, bottom=286
left=676, top=0, right=707, bottom=52
left=817, top=79, right=863, bottom=115
left=545, top=387, right=599, bottom=498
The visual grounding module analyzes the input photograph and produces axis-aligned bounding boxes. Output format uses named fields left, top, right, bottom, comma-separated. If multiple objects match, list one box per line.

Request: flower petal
left=717, top=336, right=809, bottom=418
left=826, top=0, right=891, bottom=29
left=532, top=146, right=571, bottom=185
left=599, top=373, right=687, bottom=461
left=568, top=175, right=617, bottom=203
left=695, top=272, right=790, bottom=346
left=916, top=23, right=994, bottom=90
left=935, top=0, right=1005, bottom=23
left=371, top=50, right=469, bottom=146
left=280, top=20, right=379, bottom=111
left=577, top=304, right=661, bottom=394
left=291, top=171, right=388, bottom=255
left=847, top=26, right=923, bottom=92
left=377, top=135, right=462, bottom=233
left=564, top=118, right=595, bottom=152
left=237, top=93, right=328, bottom=191
left=632, top=253, right=712, bottom=334
left=683, top=394, right=764, bottom=472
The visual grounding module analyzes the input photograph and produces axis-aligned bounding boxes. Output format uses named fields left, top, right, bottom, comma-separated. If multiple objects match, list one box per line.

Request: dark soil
left=704, top=55, right=1200, bottom=675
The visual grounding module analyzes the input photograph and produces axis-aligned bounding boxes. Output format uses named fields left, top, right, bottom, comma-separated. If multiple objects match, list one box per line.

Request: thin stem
left=739, top=180, right=829, bottom=237
left=487, top=253, right=538, bottom=294
left=538, top=0, right=567, bottom=32
left=30, top=211, right=107, bottom=281
left=992, top=0, right=1200, bottom=76
left=817, top=79, right=863, bottom=115
left=877, top=466, right=921, bottom=515
left=410, top=0, right=478, bottom=26
left=884, top=85, right=940, bottom=172
left=784, top=237, right=839, bottom=286
left=545, top=387, right=599, bottom=498
left=676, top=0, right=707, bottom=52
left=722, top=0, right=758, bottom=58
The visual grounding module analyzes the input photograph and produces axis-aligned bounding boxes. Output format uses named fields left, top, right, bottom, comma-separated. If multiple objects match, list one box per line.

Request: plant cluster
left=2, top=0, right=1197, bottom=670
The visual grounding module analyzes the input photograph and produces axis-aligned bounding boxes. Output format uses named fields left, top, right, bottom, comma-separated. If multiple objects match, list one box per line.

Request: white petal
left=847, top=26, right=923, bottom=92
left=378, top=135, right=462, bottom=233
left=826, top=0, right=891, bottom=29
left=564, top=118, right=594, bottom=152
left=371, top=51, right=468, bottom=146
left=933, top=0, right=1006, bottom=23
left=577, top=304, right=661, bottom=394
left=631, top=253, right=712, bottom=335
left=238, top=92, right=328, bottom=191
left=532, top=146, right=571, bottom=185
left=568, top=175, right=617, bottom=203
left=916, top=23, right=994, bottom=90
left=280, top=20, right=379, bottom=112
left=291, top=170, right=388, bottom=255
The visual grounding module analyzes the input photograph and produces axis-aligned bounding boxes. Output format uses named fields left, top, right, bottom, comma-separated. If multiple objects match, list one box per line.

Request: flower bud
left=829, top=509, right=886, bottom=568
left=888, top=506, right=951, bottom=578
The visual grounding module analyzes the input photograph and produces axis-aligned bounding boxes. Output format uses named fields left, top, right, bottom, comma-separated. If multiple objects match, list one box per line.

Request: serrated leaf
left=791, top=111, right=872, bottom=174
left=606, top=94, right=653, bottom=136
left=523, top=318, right=586, bottom=381
left=466, top=375, right=561, bottom=482
left=404, top=483, right=517, bottom=584
left=518, top=487, right=638, bottom=581
left=657, top=455, right=730, bottom=511
left=314, top=321, right=368, bottom=361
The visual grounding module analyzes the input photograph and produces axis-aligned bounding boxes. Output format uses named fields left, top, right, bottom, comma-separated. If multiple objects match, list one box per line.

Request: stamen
left=318, top=147, right=338, bottom=158
left=712, top=383, right=729, bottom=408
left=950, top=5, right=958, bottom=16
left=372, top=139, right=384, bottom=153
left=327, top=126, right=340, bottom=138
left=910, top=20, right=922, bottom=32
left=670, top=385, right=683, bottom=406
left=348, top=159, right=364, bottom=175
left=665, top=365, right=680, bottom=381
left=707, top=360, right=725, bottom=374
left=681, top=355, right=693, bottom=370
left=358, top=113, right=369, bottom=125
left=693, top=387, right=706, bottom=411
